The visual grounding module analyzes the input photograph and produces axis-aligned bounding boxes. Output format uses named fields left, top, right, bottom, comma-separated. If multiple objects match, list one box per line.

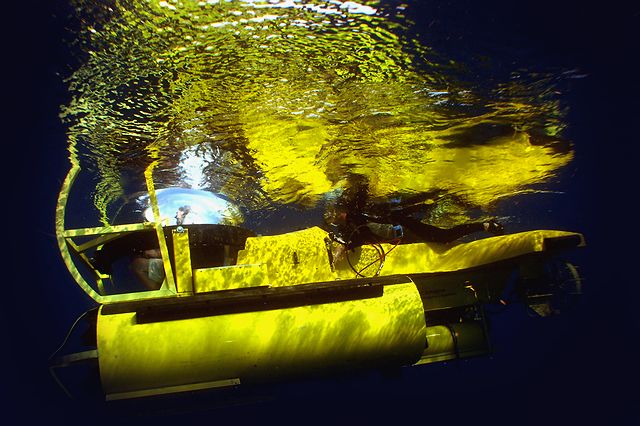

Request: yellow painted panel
left=97, top=282, right=426, bottom=395
left=236, top=227, right=335, bottom=286
left=172, top=229, right=193, bottom=294
left=193, top=264, right=268, bottom=292
left=333, top=230, right=585, bottom=278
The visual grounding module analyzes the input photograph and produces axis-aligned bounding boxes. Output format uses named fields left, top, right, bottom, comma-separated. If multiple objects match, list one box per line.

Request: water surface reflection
left=61, top=0, right=577, bottom=231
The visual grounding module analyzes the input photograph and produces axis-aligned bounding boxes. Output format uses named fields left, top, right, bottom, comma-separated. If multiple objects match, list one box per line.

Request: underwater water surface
left=7, top=0, right=640, bottom=424
left=60, top=0, right=578, bottom=234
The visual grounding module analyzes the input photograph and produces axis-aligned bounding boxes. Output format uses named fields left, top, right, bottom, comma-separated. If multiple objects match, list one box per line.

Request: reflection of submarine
left=52, top=166, right=585, bottom=402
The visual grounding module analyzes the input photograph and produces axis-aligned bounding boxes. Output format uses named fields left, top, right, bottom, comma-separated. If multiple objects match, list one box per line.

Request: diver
left=324, top=177, right=504, bottom=264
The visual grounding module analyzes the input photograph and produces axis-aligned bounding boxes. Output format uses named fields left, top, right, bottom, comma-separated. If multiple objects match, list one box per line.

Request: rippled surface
left=60, top=0, right=576, bottom=230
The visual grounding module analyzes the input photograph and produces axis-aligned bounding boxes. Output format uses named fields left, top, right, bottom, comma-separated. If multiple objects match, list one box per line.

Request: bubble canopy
left=138, top=187, right=243, bottom=226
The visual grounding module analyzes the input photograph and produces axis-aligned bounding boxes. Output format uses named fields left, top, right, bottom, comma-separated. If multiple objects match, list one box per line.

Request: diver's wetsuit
left=333, top=209, right=486, bottom=249
left=326, top=179, right=496, bottom=249
left=390, top=214, right=486, bottom=244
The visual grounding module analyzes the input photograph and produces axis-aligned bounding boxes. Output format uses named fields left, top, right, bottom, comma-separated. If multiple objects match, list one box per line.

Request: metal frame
left=55, top=163, right=184, bottom=304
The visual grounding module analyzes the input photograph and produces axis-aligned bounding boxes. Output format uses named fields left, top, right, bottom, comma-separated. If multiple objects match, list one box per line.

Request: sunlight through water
left=60, top=0, right=575, bottom=230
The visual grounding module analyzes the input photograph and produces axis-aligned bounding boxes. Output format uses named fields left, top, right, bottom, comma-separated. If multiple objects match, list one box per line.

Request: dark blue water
left=6, top=1, right=639, bottom=424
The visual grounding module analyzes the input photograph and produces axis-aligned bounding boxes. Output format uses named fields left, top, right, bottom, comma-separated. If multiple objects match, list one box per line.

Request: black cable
left=346, top=247, right=367, bottom=278
left=48, top=307, right=96, bottom=363
left=358, top=243, right=385, bottom=277
left=48, top=307, right=98, bottom=400
left=344, top=224, right=373, bottom=278
left=338, top=223, right=402, bottom=278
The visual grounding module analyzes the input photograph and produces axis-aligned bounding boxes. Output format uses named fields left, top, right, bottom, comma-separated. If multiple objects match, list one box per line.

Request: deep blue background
left=5, top=1, right=639, bottom=424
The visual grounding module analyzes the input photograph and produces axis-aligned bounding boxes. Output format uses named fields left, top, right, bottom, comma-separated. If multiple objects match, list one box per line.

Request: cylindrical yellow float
left=98, top=282, right=426, bottom=400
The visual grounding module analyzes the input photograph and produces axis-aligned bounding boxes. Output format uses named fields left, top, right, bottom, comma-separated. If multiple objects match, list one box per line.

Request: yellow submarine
left=52, top=164, right=585, bottom=402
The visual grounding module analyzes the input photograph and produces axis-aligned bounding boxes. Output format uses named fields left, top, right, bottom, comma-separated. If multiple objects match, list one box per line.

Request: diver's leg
left=391, top=203, right=432, bottom=217
left=395, top=217, right=486, bottom=243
